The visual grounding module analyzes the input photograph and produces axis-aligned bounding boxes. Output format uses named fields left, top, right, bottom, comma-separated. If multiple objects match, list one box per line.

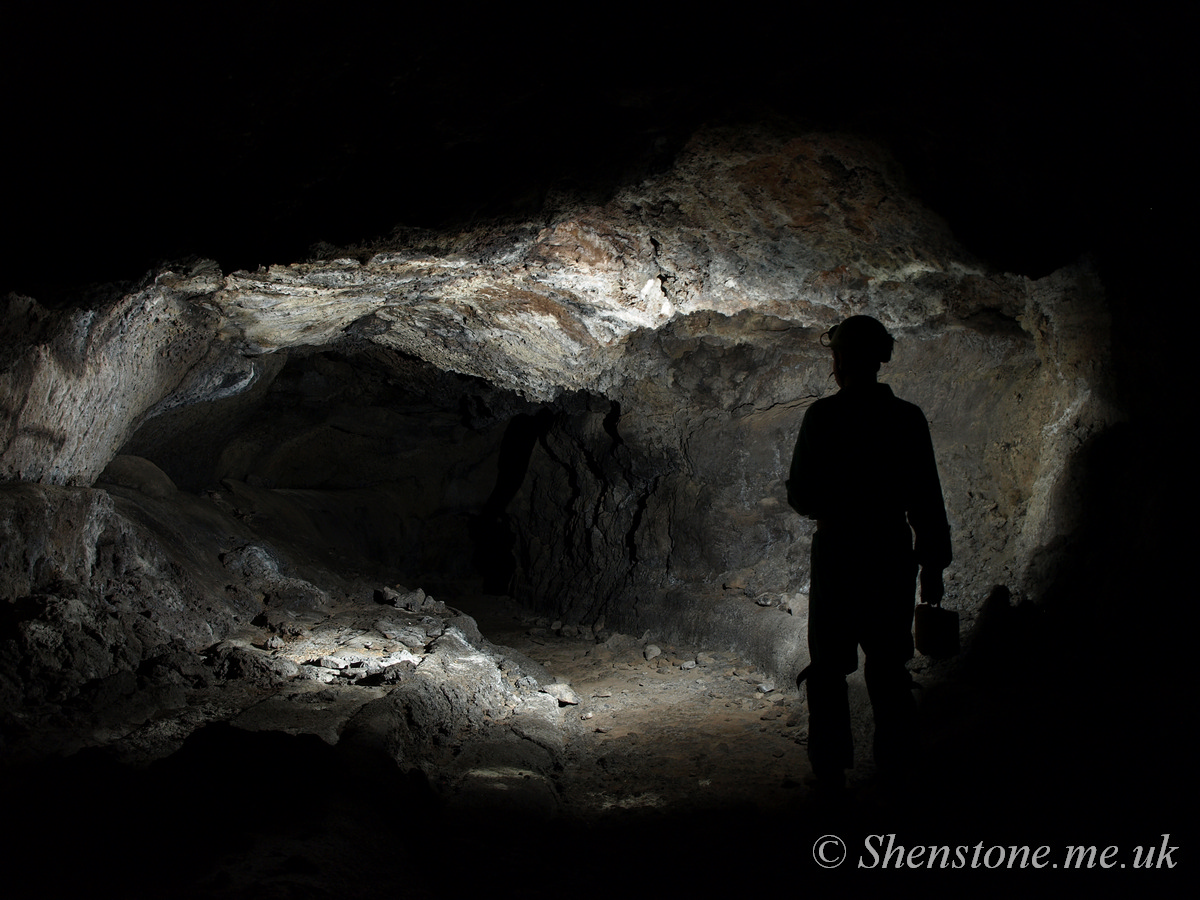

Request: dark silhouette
left=786, top=315, right=951, bottom=791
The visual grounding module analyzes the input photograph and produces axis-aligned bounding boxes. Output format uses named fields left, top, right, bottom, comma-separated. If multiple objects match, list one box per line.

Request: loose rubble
left=5, top=566, right=816, bottom=819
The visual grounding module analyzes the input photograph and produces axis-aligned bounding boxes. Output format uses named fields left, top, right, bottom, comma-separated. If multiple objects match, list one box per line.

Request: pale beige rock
left=1, top=260, right=256, bottom=486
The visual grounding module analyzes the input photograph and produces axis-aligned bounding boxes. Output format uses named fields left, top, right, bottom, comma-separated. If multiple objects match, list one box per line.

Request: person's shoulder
left=801, top=392, right=840, bottom=423
left=887, top=392, right=931, bottom=430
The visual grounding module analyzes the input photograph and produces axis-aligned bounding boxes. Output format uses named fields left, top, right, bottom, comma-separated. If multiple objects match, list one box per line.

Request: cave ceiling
left=1, top=7, right=1177, bottom=305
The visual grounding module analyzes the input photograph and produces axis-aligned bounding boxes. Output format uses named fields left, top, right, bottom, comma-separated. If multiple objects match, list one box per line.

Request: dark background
left=2, top=5, right=1184, bottom=305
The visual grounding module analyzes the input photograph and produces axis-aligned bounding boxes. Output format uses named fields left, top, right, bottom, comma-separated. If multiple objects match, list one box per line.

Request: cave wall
left=0, top=123, right=1119, bottom=691
left=505, top=258, right=1114, bottom=672
left=0, top=263, right=257, bottom=486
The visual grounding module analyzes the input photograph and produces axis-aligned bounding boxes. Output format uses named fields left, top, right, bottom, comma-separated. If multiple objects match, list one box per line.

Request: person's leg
left=806, top=532, right=857, bottom=785
left=806, top=667, right=855, bottom=784
left=863, top=652, right=917, bottom=776
left=862, top=556, right=919, bottom=777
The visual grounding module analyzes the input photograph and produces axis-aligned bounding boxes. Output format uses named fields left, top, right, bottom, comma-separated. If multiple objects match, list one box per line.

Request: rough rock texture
left=0, top=481, right=236, bottom=752
left=210, top=129, right=979, bottom=399
left=0, top=466, right=567, bottom=782
left=1, top=262, right=256, bottom=485
left=1, top=123, right=1119, bottom=709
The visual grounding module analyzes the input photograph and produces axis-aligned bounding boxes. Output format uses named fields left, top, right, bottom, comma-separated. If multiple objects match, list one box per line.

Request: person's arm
left=786, top=407, right=825, bottom=519
left=920, top=567, right=945, bottom=606
left=908, top=411, right=951, bottom=605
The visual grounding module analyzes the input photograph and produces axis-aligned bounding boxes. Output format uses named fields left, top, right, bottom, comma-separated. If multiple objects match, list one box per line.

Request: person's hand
left=920, top=568, right=944, bottom=607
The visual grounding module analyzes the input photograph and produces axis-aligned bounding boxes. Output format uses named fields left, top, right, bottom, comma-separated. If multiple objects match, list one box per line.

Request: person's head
left=822, top=315, right=894, bottom=386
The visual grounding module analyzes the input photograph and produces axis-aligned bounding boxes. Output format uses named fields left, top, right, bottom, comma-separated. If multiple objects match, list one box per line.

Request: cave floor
left=450, top=592, right=818, bottom=819
left=6, top=588, right=1183, bottom=898
left=1, top=589, right=868, bottom=897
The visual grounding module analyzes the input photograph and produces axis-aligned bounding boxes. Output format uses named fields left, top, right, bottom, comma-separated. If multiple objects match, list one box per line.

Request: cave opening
left=117, top=344, right=549, bottom=600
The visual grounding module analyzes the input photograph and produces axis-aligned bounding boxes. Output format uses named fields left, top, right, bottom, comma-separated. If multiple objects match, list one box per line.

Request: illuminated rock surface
left=1, top=125, right=1117, bottom=691
left=0, top=120, right=1175, bottom=894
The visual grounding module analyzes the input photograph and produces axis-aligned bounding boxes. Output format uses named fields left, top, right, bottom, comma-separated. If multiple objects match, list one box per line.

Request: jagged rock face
left=0, top=123, right=1118, bottom=696
left=0, top=481, right=244, bottom=726
left=504, top=261, right=1114, bottom=666
left=209, top=129, right=974, bottom=399
left=1, top=269, right=256, bottom=486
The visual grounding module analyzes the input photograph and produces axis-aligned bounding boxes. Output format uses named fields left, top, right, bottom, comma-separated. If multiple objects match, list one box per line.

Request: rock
left=373, top=586, right=404, bottom=605
left=258, top=611, right=307, bottom=637
left=541, top=683, right=580, bottom=706
left=417, top=617, right=446, bottom=639
left=299, top=667, right=337, bottom=683
left=443, top=613, right=484, bottom=646
left=329, top=649, right=370, bottom=666
left=379, top=664, right=414, bottom=685
left=210, top=644, right=300, bottom=682
left=496, top=648, right=554, bottom=687
left=340, top=627, right=515, bottom=775
left=379, top=586, right=426, bottom=611
left=603, top=633, right=638, bottom=653
left=644, top=644, right=662, bottom=661
left=373, top=619, right=401, bottom=637
left=374, top=620, right=428, bottom=649
left=220, top=545, right=328, bottom=610
left=517, top=693, right=561, bottom=718
left=380, top=649, right=421, bottom=667
left=139, top=647, right=213, bottom=689
left=421, top=596, right=448, bottom=616
left=372, top=585, right=449, bottom=616
left=97, top=455, right=177, bottom=499
left=779, top=593, right=807, bottom=615
left=0, top=484, right=241, bottom=715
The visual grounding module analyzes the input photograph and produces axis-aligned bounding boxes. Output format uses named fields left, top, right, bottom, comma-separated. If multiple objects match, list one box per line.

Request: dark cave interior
left=1, top=8, right=1189, bottom=896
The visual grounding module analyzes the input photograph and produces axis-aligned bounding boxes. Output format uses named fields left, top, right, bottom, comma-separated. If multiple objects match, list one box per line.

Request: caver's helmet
left=822, top=315, right=894, bottom=365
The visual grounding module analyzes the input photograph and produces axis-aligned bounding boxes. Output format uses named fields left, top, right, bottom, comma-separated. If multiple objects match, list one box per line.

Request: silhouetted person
left=786, top=315, right=951, bottom=792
